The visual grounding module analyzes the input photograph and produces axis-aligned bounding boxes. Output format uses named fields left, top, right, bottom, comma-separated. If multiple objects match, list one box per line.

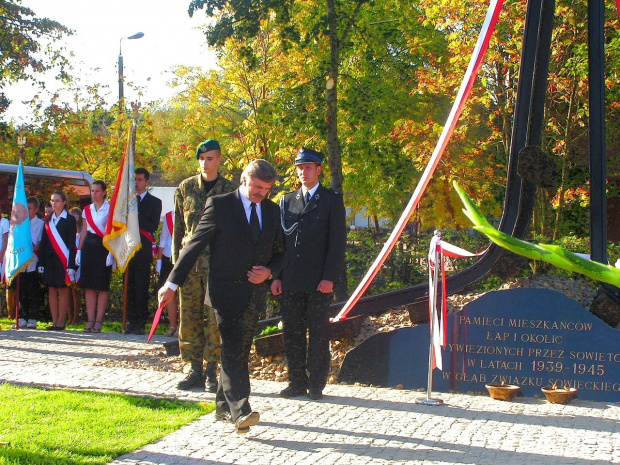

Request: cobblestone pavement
left=0, top=328, right=619, bottom=465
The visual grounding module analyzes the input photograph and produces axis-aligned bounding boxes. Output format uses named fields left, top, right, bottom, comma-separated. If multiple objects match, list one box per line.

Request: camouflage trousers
left=178, top=269, right=220, bottom=363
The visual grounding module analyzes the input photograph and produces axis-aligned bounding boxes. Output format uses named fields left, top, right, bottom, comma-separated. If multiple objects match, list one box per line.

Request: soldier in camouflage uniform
left=173, top=139, right=237, bottom=392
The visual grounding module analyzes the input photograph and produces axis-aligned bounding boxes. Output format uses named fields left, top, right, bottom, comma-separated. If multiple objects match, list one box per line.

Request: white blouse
left=82, top=201, right=110, bottom=235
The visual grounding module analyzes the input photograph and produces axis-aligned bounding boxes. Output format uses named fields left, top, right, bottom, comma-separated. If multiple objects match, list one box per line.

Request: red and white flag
left=428, top=235, right=485, bottom=370
left=103, top=124, right=141, bottom=272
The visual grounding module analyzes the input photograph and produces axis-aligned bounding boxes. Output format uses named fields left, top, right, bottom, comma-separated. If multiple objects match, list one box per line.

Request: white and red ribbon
left=428, top=236, right=485, bottom=370
left=45, top=220, right=72, bottom=286
left=333, top=0, right=504, bottom=322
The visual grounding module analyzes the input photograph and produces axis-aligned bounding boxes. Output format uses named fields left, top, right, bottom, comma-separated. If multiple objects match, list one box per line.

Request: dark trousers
left=18, top=271, right=41, bottom=321
left=281, top=291, right=332, bottom=391
left=127, top=245, right=152, bottom=327
left=214, top=289, right=262, bottom=422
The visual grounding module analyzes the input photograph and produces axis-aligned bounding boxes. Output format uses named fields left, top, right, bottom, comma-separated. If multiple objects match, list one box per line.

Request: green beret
left=196, top=139, right=221, bottom=159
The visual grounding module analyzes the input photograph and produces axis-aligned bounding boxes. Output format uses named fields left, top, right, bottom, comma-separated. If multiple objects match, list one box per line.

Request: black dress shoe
left=214, top=410, right=232, bottom=423
left=308, top=389, right=323, bottom=400
left=235, top=411, right=260, bottom=434
left=279, top=385, right=307, bottom=398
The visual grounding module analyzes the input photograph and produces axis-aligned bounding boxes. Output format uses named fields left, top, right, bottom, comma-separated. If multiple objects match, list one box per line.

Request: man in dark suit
left=271, top=147, right=347, bottom=400
left=126, top=167, right=162, bottom=335
left=159, top=159, right=283, bottom=434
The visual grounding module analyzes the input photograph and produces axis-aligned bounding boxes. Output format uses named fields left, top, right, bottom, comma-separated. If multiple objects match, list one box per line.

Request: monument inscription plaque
left=339, top=288, right=620, bottom=401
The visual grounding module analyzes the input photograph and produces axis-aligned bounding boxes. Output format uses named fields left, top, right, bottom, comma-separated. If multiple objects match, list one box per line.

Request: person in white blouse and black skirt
left=77, top=181, right=114, bottom=333
left=39, top=190, right=77, bottom=330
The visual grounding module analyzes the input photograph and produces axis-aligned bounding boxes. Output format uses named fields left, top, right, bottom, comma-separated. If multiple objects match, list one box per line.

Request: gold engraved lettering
left=480, top=360, right=522, bottom=371
left=447, top=344, right=524, bottom=357
left=520, top=334, right=563, bottom=344
left=454, top=372, right=487, bottom=383
left=569, top=351, right=619, bottom=362
left=493, top=375, right=542, bottom=386
left=527, top=348, right=565, bottom=359
left=459, top=316, right=504, bottom=327
left=509, top=319, right=593, bottom=331
left=486, top=331, right=511, bottom=341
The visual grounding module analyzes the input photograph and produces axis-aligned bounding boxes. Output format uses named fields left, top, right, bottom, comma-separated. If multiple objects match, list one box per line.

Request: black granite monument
left=339, top=288, right=620, bottom=402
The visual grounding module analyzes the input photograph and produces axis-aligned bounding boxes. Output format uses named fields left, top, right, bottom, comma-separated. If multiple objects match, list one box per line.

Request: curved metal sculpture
left=257, top=0, right=618, bottom=329
left=334, top=0, right=555, bottom=319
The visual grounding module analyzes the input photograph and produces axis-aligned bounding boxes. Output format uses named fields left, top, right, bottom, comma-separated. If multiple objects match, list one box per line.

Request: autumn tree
left=0, top=0, right=70, bottom=117
left=188, top=0, right=375, bottom=193
left=165, top=17, right=321, bottom=189
left=541, top=0, right=620, bottom=240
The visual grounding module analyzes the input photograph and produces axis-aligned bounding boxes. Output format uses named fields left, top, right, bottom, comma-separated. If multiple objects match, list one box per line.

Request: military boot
left=205, top=362, right=218, bottom=393
left=177, top=361, right=205, bottom=390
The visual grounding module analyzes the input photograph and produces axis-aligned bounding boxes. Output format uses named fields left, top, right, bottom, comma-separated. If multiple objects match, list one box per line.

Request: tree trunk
left=552, top=78, right=577, bottom=241
left=373, top=215, right=380, bottom=233
left=326, top=0, right=342, bottom=194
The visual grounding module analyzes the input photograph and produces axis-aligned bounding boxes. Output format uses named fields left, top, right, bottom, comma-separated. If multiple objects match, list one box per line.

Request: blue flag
left=5, top=160, right=34, bottom=285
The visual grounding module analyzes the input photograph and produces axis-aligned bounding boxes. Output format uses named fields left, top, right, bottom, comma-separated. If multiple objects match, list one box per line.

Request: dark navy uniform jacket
left=277, top=184, right=347, bottom=293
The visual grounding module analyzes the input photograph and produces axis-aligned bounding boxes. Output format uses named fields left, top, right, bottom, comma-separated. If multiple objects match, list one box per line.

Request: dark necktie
left=305, top=191, right=311, bottom=205
left=250, top=202, right=260, bottom=242
left=136, top=194, right=141, bottom=204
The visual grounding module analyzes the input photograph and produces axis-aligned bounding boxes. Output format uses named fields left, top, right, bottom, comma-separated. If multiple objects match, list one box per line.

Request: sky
left=4, top=0, right=218, bottom=124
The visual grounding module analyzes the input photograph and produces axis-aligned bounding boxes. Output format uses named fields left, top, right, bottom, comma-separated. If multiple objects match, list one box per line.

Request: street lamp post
left=17, top=134, right=26, bottom=161
left=118, top=32, right=145, bottom=113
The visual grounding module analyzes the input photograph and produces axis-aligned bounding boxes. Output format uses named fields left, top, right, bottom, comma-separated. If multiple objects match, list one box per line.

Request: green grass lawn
left=0, top=384, right=214, bottom=465
left=0, top=318, right=172, bottom=335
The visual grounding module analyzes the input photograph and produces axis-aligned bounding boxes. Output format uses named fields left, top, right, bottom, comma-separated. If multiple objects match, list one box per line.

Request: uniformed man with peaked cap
left=271, top=147, right=347, bottom=400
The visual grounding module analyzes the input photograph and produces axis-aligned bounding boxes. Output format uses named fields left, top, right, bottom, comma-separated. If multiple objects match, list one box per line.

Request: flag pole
left=14, top=143, right=24, bottom=330
left=104, top=103, right=142, bottom=334
left=14, top=275, right=20, bottom=330
left=9, top=143, right=34, bottom=331
left=416, top=230, right=444, bottom=406
left=122, top=270, right=129, bottom=332
left=122, top=107, right=138, bottom=334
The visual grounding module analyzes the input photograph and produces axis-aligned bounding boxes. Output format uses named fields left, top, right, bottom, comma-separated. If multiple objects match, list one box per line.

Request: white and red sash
left=140, top=228, right=157, bottom=257
left=45, top=219, right=72, bottom=286
left=84, top=204, right=105, bottom=238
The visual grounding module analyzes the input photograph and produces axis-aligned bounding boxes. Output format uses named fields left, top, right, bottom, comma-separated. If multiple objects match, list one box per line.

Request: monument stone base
left=339, top=288, right=620, bottom=402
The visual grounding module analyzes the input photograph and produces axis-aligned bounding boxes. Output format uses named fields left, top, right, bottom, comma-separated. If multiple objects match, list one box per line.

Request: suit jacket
left=138, top=191, right=162, bottom=248
left=172, top=173, right=237, bottom=271
left=277, top=184, right=346, bottom=293
left=168, top=189, right=284, bottom=313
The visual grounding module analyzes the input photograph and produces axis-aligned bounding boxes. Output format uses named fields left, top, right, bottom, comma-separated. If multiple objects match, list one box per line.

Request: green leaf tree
left=0, top=0, right=71, bottom=117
